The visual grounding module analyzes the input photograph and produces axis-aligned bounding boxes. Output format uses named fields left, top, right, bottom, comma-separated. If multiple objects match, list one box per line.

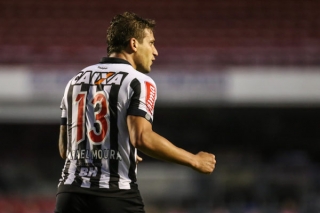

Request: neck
left=109, top=52, right=136, bottom=69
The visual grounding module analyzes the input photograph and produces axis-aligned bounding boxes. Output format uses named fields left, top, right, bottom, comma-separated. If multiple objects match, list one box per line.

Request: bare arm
left=58, top=125, right=67, bottom=159
left=127, top=115, right=216, bottom=174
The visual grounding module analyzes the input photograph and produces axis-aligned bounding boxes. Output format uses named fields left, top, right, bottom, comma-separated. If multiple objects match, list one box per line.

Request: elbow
left=127, top=115, right=154, bottom=151
left=135, top=140, right=145, bottom=150
left=59, top=125, right=67, bottom=159
left=131, top=134, right=144, bottom=149
left=60, top=153, right=66, bottom=159
left=59, top=146, right=67, bottom=159
left=130, top=131, right=150, bottom=150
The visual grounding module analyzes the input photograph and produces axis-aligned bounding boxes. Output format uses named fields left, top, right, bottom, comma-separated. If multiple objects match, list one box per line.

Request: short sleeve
left=127, top=78, right=157, bottom=124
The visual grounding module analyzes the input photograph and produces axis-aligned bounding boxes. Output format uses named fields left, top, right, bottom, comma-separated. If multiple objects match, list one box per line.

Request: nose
left=153, top=46, right=158, bottom=57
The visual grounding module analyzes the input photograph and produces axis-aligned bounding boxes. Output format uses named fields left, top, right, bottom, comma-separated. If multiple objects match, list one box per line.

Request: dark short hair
left=106, top=12, right=156, bottom=55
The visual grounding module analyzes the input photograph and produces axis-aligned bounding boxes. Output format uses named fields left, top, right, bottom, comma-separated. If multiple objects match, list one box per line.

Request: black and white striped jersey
left=57, top=57, right=157, bottom=194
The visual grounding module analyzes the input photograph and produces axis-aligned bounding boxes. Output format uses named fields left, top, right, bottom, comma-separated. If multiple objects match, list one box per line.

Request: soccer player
left=54, top=12, right=216, bottom=213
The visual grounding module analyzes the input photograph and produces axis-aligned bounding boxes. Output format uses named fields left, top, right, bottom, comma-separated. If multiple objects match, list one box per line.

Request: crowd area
left=0, top=149, right=319, bottom=213
left=0, top=195, right=305, bottom=213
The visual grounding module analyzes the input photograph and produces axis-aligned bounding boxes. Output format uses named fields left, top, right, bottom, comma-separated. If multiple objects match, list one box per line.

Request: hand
left=193, top=151, right=216, bottom=174
left=136, top=155, right=143, bottom=164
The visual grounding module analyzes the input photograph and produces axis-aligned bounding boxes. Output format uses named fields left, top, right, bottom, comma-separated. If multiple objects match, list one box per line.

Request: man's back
left=58, top=57, right=157, bottom=195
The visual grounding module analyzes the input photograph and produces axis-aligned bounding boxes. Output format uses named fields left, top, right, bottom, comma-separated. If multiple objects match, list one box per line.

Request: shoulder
left=115, top=65, right=156, bottom=87
left=134, top=72, right=155, bottom=84
left=127, top=72, right=156, bottom=93
left=81, top=64, right=100, bottom=72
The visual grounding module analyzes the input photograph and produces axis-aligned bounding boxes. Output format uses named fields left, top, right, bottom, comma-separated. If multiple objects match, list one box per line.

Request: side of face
left=133, top=29, right=158, bottom=73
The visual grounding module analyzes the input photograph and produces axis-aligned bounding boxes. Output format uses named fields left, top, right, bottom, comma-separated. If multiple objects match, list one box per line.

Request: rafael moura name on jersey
left=67, top=149, right=122, bottom=161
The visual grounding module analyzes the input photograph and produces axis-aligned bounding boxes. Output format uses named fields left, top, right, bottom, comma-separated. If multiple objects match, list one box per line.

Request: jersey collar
left=99, top=57, right=132, bottom=66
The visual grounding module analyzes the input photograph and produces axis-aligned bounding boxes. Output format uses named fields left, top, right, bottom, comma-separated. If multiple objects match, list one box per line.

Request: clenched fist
left=193, top=151, right=216, bottom=174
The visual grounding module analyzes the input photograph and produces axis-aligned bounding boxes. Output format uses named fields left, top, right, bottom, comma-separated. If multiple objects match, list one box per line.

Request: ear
left=129, top=38, right=139, bottom=52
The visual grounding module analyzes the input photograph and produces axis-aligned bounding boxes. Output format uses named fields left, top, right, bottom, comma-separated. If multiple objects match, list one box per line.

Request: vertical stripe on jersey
left=108, top=72, right=128, bottom=188
left=92, top=83, right=104, bottom=167
left=108, top=83, right=120, bottom=188
left=128, top=143, right=137, bottom=182
left=78, top=83, right=90, bottom=165
left=61, top=83, right=75, bottom=185
left=128, top=78, right=141, bottom=182
left=72, top=83, right=90, bottom=187
left=67, top=83, right=74, bottom=154
left=128, top=78, right=143, bottom=111
left=90, top=84, right=103, bottom=189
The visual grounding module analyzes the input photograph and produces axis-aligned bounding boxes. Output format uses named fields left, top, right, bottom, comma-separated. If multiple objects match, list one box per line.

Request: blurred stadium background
left=1, top=0, right=320, bottom=212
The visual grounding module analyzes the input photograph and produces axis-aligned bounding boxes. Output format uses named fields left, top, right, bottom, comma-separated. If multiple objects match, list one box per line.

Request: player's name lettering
left=71, top=71, right=126, bottom=86
left=68, top=149, right=122, bottom=161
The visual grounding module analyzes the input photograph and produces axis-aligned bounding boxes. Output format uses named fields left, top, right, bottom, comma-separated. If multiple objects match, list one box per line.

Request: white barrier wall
left=0, top=65, right=319, bottom=122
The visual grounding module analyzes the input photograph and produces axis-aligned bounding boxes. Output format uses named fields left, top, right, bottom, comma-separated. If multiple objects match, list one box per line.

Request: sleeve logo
left=145, top=81, right=156, bottom=115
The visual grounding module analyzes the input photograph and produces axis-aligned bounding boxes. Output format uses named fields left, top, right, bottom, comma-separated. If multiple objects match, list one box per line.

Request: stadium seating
left=1, top=0, right=319, bottom=68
